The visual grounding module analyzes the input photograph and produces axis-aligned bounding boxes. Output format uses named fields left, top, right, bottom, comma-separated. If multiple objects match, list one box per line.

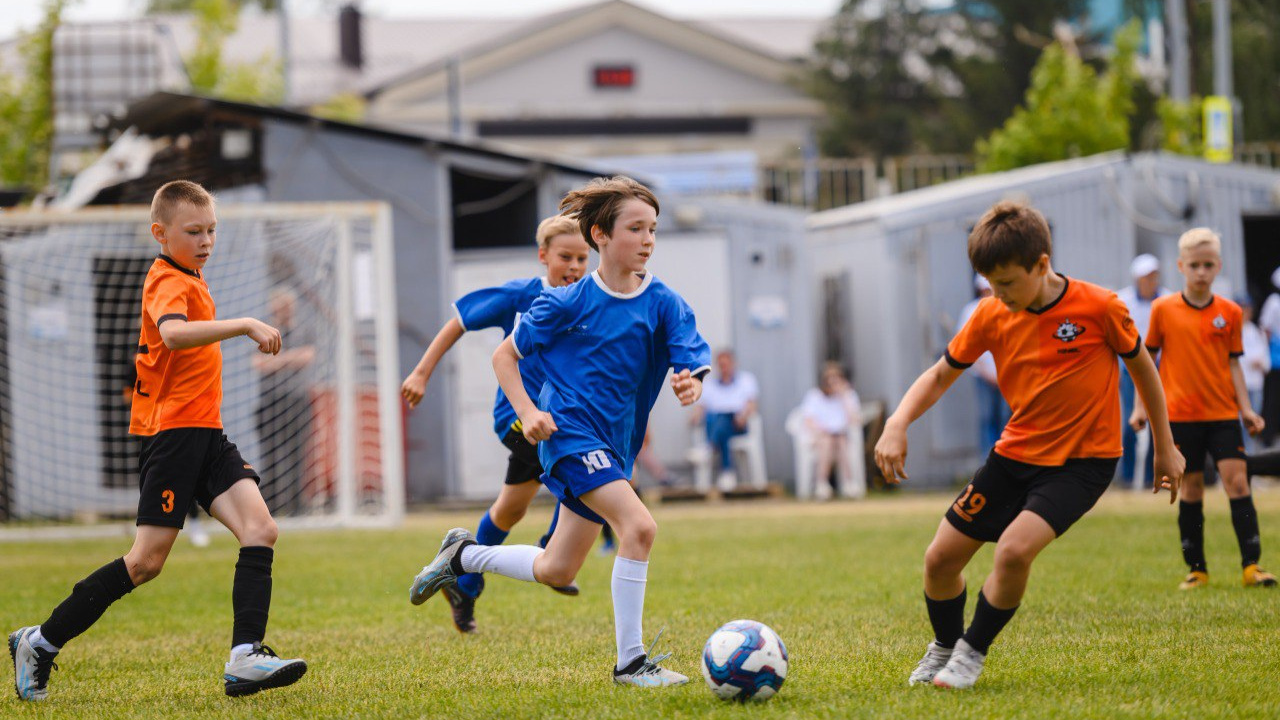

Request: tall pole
left=446, top=57, right=462, bottom=138
left=1165, top=0, right=1189, bottom=101
left=279, top=0, right=292, bottom=105
left=1211, top=0, right=1232, bottom=98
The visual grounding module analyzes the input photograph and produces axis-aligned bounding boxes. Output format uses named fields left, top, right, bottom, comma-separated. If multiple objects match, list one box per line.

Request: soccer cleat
left=9, top=626, right=57, bottom=701
left=550, top=582, right=580, bottom=596
left=223, top=644, right=307, bottom=697
left=1242, top=564, right=1278, bottom=588
left=410, top=527, right=473, bottom=606
left=613, top=629, right=687, bottom=688
left=932, top=638, right=985, bottom=690
left=443, top=586, right=477, bottom=634
left=1179, top=571, right=1209, bottom=590
left=908, top=641, right=953, bottom=686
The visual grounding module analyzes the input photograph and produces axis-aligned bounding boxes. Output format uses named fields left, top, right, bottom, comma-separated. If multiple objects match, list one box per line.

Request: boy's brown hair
left=967, top=200, right=1052, bottom=275
left=535, top=215, right=581, bottom=250
left=150, top=180, right=215, bottom=224
left=558, top=176, right=659, bottom=251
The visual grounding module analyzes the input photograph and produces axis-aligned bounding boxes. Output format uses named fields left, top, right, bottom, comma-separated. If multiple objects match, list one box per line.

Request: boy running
left=9, top=180, right=305, bottom=700
left=410, top=176, right=710, bottom=687
left=875, top=200, right=1184, bottom=690
left=1133, top=227, right=1276, bottom=589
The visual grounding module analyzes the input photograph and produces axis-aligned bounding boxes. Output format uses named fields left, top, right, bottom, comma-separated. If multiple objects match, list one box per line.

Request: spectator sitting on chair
left=800, top=362, right=862, bottom=500
left=691, top=349, right=759, bottom=491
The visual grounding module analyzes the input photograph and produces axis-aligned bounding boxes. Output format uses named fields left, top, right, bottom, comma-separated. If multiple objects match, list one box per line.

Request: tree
left=976, top=20, right=1142, bottom=172
left=185, top=0, right=283, bottom=104
left=146, top=0, right=278, bottom=11
left=0, top=0, right=68, bottom=190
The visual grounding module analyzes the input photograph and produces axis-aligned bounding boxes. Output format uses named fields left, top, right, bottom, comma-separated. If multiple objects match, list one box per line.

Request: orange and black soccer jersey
left=129, top=255, right=223, bottom=436
left=946, top=275, right=1141, bottom=466
left=1145, top=293, right=1243, bottom=423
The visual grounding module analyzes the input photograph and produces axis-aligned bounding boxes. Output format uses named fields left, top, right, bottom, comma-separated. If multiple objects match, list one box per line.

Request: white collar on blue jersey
left=590, top=269, right=653, bottom=299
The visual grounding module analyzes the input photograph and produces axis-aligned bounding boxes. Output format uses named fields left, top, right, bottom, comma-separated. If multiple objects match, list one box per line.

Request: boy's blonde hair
left=536, top=215, right=580, bottom=250
left=150, top=180, right=215, bottom=224
left=558, top=176, right=659, bottom=251
left=1177, top=227, right=1222, bottom=255
left=967, top=200, right=1052, bottom=275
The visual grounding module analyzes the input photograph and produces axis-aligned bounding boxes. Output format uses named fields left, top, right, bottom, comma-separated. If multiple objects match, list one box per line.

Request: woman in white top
left=801, top=362, right=862, bottom=499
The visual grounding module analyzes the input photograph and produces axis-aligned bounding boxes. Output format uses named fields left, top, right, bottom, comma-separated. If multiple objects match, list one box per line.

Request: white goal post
left=0, top=202, right=404, bottom=539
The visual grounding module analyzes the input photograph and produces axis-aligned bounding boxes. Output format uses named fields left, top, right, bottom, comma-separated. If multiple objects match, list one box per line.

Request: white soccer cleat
left=8, top=626, right=57, bottom=701
left=613, top=655, right=689, bottom=688
left=223, top=643, right=307, bottom=697
left=932, top=638, right=985, bottom=690
left=908, top=641, right=953, bottom=686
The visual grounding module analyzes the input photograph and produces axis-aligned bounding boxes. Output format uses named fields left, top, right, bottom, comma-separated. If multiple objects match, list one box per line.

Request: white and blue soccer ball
left=700, top=619, right=788, bottom=701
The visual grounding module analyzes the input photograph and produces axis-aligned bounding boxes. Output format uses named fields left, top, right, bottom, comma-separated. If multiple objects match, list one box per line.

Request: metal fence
left=760, top=155, right=975, bottom=210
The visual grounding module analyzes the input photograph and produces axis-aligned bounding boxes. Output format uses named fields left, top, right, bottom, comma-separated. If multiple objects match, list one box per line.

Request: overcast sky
left=1, top=0, right=843, bottom=43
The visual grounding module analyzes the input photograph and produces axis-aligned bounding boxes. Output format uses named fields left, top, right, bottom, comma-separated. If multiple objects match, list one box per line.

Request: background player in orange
left=875, top=200, right=1183, bottom=690
left=9, top=180, right=306, bottom=702
left=1133, top=227, right=1275, bottom=590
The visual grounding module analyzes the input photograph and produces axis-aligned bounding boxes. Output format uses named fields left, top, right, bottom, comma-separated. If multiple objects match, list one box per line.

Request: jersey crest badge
left=1212, top=314, right=1227, bottom=329
left=1054, top=319, right=1085, bottom=343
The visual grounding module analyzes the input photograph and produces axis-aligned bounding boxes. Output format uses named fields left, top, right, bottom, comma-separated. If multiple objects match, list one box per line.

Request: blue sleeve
left=663, top=292, right=711, bottom=375
left=512, top=290, right=570, bottom=359
left=453, top=283, right=521, bottom=332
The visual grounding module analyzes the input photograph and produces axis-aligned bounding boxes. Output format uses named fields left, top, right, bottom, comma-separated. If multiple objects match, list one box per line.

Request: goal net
left=0, top=203, right=404, bottom=539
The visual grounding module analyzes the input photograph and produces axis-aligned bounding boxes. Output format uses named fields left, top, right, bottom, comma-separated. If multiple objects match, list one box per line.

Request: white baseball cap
left=1129, top=254, right=1159, bottom=279
left=1271, top=266, right=1280, bottom=290
left=973, top=273, right=991, bottom=292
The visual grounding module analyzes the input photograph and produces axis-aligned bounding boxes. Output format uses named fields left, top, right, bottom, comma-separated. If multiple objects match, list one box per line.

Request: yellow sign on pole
left=1203, top=96, right=1233, bottom=163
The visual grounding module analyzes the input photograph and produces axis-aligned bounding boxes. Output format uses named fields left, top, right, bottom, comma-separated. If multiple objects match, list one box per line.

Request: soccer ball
left=700, top=619, right=788, bottom=701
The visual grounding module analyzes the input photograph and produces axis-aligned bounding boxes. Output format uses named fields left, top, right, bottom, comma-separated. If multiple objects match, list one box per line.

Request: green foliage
left=185, top=0, right=283, bottom=104
left=146, top=0, right=277, bottom=12
left=310, top=92, right=367, bottom=124
left=0, top=0, right=67, bottom=190
left=1157, top=96, right=1204, bottom=156
left=976, top=20, right=1142, bottom=172
left=1187, top=0, right=1280, bottom=142
left=2, top=496, right=1278, bottom=718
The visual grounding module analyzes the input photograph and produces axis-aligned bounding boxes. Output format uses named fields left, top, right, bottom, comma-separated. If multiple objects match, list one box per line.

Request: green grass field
left=3, top=489, right=1279, bottom=719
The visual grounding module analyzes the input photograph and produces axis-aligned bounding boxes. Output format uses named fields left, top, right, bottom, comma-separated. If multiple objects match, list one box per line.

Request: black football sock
left=232, top=546, right=274, bottom=648
left=960, top=591, right=1018, bottom=655
left=1179, top=500, right=1207, bottom=573
left=40, top=558, right=135, bottom=648
left=1230, top=496, right=1263, bottom=568
left=924, top=586, right=966, bottom=649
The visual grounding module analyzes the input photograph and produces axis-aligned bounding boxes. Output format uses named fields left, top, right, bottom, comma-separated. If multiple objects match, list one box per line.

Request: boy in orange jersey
left=1133, top=227, right=1275, bottom=590
left=875, top=200, right=1184, bottom=690
left=8, top=181, right=307, bottom=701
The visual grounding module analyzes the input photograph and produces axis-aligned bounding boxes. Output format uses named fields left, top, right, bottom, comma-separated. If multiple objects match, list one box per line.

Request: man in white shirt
left=1257, top=267, right=1280, bottom=445
left=1240, top=294, right=1271, bottom=453
left=1116, top=253, right=1170, bottom=486
left=693, top=349, right=759, bottom=490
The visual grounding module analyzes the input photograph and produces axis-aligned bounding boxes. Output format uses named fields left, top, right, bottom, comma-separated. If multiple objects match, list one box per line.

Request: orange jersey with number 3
left=1145, top=293, right=1243, bottom=423
left=129, top=255, right=223, bottom=435
left=946, top=276, right=1141, bottom=466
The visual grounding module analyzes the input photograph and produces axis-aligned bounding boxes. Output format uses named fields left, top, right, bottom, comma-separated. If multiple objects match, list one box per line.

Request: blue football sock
left=456, top=512, right=510, bottom=598
left=539, top=504, right=561, bottom=549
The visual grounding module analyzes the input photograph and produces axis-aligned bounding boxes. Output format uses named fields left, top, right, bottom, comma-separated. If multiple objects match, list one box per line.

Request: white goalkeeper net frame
left=0, top=202, right=404, bottom=540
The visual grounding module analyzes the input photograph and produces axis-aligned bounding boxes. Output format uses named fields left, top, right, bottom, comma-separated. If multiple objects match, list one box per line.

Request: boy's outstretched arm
left=1123, top=346, right=1184, bottom=503
left=401, top=318, right=465, bottom=408
left=873, top=358, right=964, bottom=484
left=159, top=317, right=280, bottom=354
left=493, top=336, right=557, bottom=443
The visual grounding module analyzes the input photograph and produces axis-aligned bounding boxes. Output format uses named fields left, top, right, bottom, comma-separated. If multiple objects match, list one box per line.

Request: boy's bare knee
left=126, top=554, right=165, bottom=585
left=624, top=518, right=657, bottom=551
left=993, top=542, right=1035, bottom=575
left=242, top=517, right=279, bottom=547
left=492, top=505, right=526, bottom=529
left=924, top=543, right=963, bottom=578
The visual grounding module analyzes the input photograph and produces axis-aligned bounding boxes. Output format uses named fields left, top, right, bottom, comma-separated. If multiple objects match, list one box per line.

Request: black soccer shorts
left=500, top=425, right=544, bottom=486
left=1170, top=420, right=1246, bottom=474
left=945, top=451, right=1117, bottom=542
left=136, top=428, right=260, bottom=528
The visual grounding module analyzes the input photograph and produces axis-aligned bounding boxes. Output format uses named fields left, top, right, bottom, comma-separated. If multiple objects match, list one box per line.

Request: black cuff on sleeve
left=156, top=313, right=188, bottom=327
left=1120, top=336, right=1142, bottom=359
left=1229, top=351, right=1244, bottom=358
left=943, top=350, right=973, bottom=370
left=1144, top=345, right=1159, bottom=357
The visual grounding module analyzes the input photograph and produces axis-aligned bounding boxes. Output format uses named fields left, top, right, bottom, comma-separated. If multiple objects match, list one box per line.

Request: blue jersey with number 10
left=512, top=270, right=711, bottom=476
left=452, top=277, right=551, bottom=438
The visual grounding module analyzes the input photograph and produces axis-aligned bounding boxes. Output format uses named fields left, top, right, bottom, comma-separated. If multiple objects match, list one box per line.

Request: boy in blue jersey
left=411, top=176, right=711, bottom=687
left=401, top=215, right=591, bottom=633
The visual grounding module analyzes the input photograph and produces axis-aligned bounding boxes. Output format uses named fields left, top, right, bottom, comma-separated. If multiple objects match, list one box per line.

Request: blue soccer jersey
left=512, top=270, right=711, bottom=476
left=453, top=277, right=552, bottom=438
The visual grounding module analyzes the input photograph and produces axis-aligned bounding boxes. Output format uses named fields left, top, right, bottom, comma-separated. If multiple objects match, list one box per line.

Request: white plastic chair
left=787, top=403, right=874, bottom=500
left=688, top=414, right=768, bottom=492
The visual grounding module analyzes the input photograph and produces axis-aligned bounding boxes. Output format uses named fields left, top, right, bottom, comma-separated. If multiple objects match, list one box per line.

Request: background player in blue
left=401, top=215, right=591, bottom=633
left=410, top=176, right=711, bottom=688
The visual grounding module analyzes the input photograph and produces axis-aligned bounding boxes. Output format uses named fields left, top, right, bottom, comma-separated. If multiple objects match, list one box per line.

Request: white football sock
left=612, top=556, right=648, bottom=670
left=29, top=628, right=59, bottom=654
left=459, top=544, right=542, bottom=583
